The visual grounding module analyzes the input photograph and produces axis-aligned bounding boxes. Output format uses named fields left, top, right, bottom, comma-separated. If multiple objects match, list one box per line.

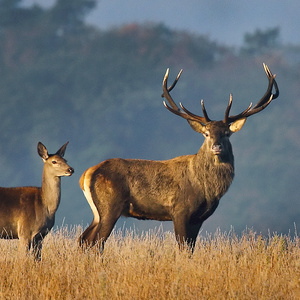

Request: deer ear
left=37, top=142, right=49, bottom=161
left=56, top=141, right=69, bottom=157
left=229, top=118, right=246, bottom=133
left=187, top=120, right=206, bottom=133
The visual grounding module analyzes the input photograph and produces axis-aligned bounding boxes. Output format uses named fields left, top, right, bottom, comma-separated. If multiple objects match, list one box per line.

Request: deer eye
left=204, top=132, right=209, bottom=137
left=52, top=160, right=57, bottom=164
left=225, top=130, right=230, bottom=136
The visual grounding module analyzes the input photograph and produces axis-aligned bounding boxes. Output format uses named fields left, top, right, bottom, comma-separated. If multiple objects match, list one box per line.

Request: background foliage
left=0, top=0, right=299, bottom=235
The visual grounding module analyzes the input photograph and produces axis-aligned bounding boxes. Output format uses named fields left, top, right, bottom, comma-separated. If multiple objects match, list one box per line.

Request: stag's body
left=80, top=127, right=234, bottom=248
left=0, top=142, right=74, bottom=259
left=80, top=64, right=279, bottom=252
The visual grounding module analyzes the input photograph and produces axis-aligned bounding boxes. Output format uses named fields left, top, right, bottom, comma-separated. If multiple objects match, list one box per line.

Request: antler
left=162, top=69, right=211, bottom=125
left=162, top=64, right=279, bottom=126
left=224, top=63, right=279, bottom=124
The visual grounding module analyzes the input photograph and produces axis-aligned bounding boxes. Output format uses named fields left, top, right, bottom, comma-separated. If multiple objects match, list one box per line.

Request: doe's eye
left=52, top=160, right=57, bottom=164
left=205, top=132, right=209, bottom=137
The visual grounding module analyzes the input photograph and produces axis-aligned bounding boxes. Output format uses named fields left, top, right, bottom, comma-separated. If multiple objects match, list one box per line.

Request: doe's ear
left=37, top=142, right=49, bottom=161
left=56, top=141, right=69, bottom=157
left=187, top=120, right=206, bottom=133
left=229, top=118, right=246, bottom=133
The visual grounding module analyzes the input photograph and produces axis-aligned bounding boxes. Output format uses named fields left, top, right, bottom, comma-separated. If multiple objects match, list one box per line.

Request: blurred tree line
left=0, top=0, right=299, bottom=236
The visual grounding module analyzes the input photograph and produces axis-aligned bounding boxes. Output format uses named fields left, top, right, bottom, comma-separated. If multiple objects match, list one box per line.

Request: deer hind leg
left=80, top=211, right=121, bottom=252
left=95, top=213, right=121, bottom=252
left=79, top=220, right=101, bottom=248
left=90, top=188, right=125, bottom=252
left=79, top=175, right=101, bottom=248
left=79, top=174, right=123, bottom=252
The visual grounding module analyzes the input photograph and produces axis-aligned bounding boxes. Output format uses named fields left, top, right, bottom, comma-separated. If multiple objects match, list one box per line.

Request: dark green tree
left=49, top=0, right=96, bottom=35
left=0, top=0, right=43, bottom=28
left=241, top=27, right=280, bottom=56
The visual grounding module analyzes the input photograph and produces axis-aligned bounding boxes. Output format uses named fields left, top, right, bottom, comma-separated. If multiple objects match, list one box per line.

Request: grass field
left=0, top=226, right=299, bottom=299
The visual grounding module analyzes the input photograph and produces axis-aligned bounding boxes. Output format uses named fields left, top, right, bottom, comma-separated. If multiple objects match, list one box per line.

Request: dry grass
left=0, top=226, right=299, bottom=299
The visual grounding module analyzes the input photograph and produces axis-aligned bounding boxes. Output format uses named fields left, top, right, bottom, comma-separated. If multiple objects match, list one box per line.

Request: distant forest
left=0, top=0, right=300, bottom=235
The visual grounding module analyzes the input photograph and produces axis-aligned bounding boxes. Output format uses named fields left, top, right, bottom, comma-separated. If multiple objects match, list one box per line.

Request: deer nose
left=68, top=167, right=74, bottom=174
left=212, top=144, right=222, bottom=155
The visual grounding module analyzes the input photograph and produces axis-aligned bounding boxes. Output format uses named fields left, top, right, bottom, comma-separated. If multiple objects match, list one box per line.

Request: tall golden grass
left=0, top=226, right=299, bottom=299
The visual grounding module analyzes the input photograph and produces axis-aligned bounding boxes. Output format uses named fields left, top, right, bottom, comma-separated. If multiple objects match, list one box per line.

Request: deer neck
left=41, top=171, right=61, bottom=215
left=194, top=146, right=235, bottom=200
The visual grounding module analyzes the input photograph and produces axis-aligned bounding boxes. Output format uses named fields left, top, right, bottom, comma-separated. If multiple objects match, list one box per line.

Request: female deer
left=0, top=142, right=74, bottom=259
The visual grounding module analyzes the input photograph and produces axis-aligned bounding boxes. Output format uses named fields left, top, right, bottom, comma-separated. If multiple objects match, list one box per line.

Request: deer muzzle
left=212, top=144, right=223, bottom=155
left=66, top=167, right=74, bottom=176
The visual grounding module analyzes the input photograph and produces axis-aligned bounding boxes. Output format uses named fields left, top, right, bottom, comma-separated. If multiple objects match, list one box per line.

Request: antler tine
left=225, top=63, right=279, bottom=124
left=238, top=94, right=274, bottom=119
left=162, top=68, right=211, bottom=124
left=164, top=69, right=183, bottom=95
left=200, top=100, right=211, bottom=123
left=179, top=100, right=211, bottom=123
left=162, top=68, right=182, bottom=112
left=163, top=100, right=191, bottom=120
left=162, top=69, right=194, bottom=120
left=252, top=63, right=279, bottom=109
left=225, top=94, right=253, bottom=124
left=224, top=94, right=233, bottom=124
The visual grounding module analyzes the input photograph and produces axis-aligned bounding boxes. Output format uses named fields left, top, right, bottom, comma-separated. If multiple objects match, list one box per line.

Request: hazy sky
left=88, top=1, right=299, bottom=46
left=26, top=0, right=300, bottom=47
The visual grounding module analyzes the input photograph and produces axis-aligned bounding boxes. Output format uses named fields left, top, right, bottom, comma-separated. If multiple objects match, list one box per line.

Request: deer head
left=162, top=64, right=279, bottom=162
left=37, top=141, right=74, bottom=177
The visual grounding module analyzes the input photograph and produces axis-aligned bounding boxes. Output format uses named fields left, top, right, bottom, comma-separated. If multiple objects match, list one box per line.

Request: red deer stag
left=0, top=142, right=74, bottom=259
left=79, top=64, right=279, bottom=252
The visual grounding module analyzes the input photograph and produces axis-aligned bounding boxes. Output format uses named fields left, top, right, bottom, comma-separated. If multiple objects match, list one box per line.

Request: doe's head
left=37, top=141, right=74, bottom=177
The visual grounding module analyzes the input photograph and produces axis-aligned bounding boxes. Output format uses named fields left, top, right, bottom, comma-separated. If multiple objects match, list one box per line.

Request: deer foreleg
left=18, top=236, right=31, bottom=256
left=32, top=233, right=47, bottom=260
left=173, top=216, right=189, bottom=250
left=173, top=217, right=201, bottom=252
left=185, top=222, right=202, bottom=252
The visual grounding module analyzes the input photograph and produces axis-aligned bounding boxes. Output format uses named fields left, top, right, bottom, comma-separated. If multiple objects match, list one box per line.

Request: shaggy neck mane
left=195, top=147, right=235, bottom=201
